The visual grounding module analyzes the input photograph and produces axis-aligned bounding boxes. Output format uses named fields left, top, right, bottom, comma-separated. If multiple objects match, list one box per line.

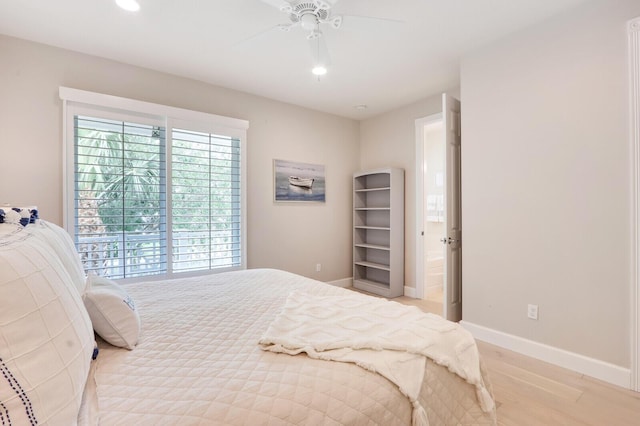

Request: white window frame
left=60, top=87, right=249, bottom=280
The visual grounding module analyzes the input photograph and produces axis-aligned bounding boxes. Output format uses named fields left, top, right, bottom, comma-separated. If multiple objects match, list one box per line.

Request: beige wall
left=461, top=0, right=640, bottom=367
left=359, top=90, right=458, bottom=289
left=0, top=35, right=359, bottom=282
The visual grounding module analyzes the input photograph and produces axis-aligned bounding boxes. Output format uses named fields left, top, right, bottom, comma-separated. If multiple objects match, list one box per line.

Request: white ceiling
left=0, top=0, right=589, bottom=119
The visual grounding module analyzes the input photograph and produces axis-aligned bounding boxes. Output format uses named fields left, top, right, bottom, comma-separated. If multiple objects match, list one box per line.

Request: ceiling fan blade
left=314, top=0, right=332, bottom=10
left=259, top=0, right=293, bottom=13
left=308, top=34, right=331, bottom=67
left=340, top=14, right=404, bottom=25
left=276, top=22, right=298, bottom=33
left=333, top=14, right=404, bottom=34
left=233, top=23, right=286, bottom=46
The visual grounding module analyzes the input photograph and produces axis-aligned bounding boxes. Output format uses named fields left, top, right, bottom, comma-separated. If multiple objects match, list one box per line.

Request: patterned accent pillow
left=0, top=206, right=38, bottom=226
left=83, top=274, right=141, bottom=350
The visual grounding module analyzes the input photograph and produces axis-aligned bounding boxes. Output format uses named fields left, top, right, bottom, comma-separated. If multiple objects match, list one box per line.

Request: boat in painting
left=288, top=176, right=314, bottom=189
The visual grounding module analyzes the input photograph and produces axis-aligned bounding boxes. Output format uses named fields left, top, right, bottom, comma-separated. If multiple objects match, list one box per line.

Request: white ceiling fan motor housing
left=289, top=2, right=330, bottom=22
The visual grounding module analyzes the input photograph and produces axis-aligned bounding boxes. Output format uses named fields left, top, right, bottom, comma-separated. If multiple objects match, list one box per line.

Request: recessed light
left=312, top=66, right=327, bottom=76
left=354, top=105, right=368, bottom=111
left=116, top=0, right=140, bottom=12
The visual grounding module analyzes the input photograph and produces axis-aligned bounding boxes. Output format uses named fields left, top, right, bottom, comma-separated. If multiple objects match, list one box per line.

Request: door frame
left=629, top=15, right=640, bottom=392
left=415, top=112, right=443, bottom=300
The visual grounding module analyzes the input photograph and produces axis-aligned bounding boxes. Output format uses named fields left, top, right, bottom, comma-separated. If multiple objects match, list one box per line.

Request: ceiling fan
left=261, top=0, right=343, bottom=33
left=259, top=0, right=342, bottom=75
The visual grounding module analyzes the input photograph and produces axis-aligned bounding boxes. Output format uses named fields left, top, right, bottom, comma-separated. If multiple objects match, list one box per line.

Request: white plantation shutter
left=171, top=129, right=242, bottom=271
left=74, top=116, right=167, bottom=278
left=61, top=87, right=248, bottom=281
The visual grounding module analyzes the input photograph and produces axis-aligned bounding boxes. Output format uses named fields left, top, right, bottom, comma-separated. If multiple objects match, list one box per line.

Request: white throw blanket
left=259, top=290, right=495, bottom=426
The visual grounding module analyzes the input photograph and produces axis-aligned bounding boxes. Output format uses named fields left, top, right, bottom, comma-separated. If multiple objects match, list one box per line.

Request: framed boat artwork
left=274, top=159, right=326, bottom=202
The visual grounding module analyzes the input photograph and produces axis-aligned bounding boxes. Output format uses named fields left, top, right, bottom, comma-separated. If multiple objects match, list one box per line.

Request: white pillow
left=0, top=231, right=94, bottom=425
left=29, top=220, right=87, bottom=295
left=83, top=274, right=141, bottom=349
left=0, top=222, right=22, bottom=236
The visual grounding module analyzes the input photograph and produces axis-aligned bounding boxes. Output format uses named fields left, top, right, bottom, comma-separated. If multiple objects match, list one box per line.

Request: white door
left=442, top=94, right=462, bottom=322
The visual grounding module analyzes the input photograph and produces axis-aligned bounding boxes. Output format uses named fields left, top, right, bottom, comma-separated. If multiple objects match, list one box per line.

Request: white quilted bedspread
left=85, top=269, right=497, bottom=425
left=258, top=290, right=495, bottom=425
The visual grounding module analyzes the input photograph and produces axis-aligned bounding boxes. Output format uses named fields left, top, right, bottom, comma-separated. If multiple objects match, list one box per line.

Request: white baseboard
left=327, top=277, right=352, bottom=288
left=460, top=321, right=631, bottom=389
left=403, top=286, right=417, bottom=298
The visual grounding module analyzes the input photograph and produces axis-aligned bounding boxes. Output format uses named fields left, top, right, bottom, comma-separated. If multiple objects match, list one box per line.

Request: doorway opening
left=422, top=119, right=445, bottom=316
left=415, top=112, right=442, bottom=307
left=415, top=93, right=462, bottom=322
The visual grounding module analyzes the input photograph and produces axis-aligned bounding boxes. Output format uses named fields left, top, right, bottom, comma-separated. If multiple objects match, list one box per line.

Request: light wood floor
left=476, top=341, right=640, bottom=425
left=390, top=294, right=640, bottom=425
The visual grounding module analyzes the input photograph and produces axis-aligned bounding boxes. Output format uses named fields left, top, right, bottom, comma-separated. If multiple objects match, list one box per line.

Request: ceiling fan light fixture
left=312, top=65, right=327, bottom=76
left=115, top=0, right=140, bottom=12
left=300, top=13, right=318, bottom=31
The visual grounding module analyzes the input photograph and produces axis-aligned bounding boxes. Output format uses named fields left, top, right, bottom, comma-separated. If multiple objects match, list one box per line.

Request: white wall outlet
left=316, top=263, right=321, bottom=272
left=527, top=304, right=539, bottom=320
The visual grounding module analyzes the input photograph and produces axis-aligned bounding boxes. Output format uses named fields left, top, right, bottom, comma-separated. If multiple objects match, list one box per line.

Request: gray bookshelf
left=353, top=168, right=404, bottom=297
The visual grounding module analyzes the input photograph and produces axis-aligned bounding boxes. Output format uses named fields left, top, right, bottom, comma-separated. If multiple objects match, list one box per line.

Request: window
left=74, top=116, right=167, bottom=278
left=171, top=128, right=242, bottom=273
left=61, top=87, right=248, bottom=280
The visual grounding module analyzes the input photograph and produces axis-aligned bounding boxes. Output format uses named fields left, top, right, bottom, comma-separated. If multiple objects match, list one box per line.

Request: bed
left=0, top=215, right=497, bottom=426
